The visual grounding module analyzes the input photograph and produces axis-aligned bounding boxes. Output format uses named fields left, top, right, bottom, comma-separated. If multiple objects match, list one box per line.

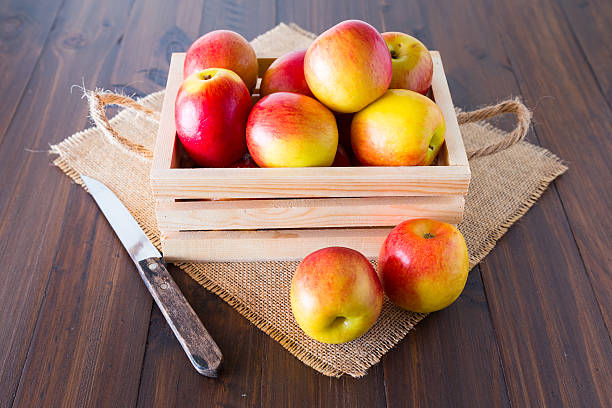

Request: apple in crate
left=304, top=20, right=392, bottom=113
left=351, top=89, right=445, bottom=166
left=382, top=32, right=433, bottom=95
left=291, top=247, right=383, bottom=344
left=260, top=49, right=313, bottom=97
left=175, top=68, right=252, bottom=167
left=378, top=219, right=469, bottom=313
left=246, top=92, right=338, bottom=167
left=184, top=30, right=258, bottom=93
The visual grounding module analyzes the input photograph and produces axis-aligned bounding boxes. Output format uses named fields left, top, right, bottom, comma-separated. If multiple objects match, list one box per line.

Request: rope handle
left=86, top=90, right=159, bottom=160
left=457, top=98, right=532, bottom=159
left=85, top=90, right=530, bottom=162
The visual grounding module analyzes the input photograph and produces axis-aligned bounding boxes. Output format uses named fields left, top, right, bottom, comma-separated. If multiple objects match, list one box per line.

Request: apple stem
left=423, top=232, right=435, bottom=239
left=390, top=50, right=398, bottom=59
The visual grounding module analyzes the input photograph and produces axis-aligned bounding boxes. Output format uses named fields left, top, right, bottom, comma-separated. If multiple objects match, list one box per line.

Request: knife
left=81, top=174, right=222, bottom=377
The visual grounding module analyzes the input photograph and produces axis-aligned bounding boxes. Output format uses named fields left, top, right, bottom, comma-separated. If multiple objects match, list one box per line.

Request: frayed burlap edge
left=52, top=125, right=567, bottom=378
left=50, top=91, right=568, bottom=377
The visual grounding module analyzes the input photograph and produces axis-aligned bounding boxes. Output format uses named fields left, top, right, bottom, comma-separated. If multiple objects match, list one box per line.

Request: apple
left=332, top=145, right=352, bottom=166
left=184, top=30, right=258, bottom=93
left=175, top=68, right=252, bottom=167
left=291, top=247, right=383, bottom=344
left=351, top=89, right=445, bottom=166
left=378, top=219, right=469, bottom=313
left=304, top=20, right=392, bottom=113
left=382, top=32, right=433, bottom=95
left=260, top=49, right=313, bottom=97
left=246, top=92, right=338, bottom=167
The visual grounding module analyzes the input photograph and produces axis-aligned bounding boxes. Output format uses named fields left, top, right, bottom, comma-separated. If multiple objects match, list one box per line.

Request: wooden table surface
left=1, top=0, right=611, bottom=406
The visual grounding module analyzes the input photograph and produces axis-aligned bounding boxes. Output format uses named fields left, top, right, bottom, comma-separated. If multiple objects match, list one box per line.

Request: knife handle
left=137, top=257, right=223, bottom=377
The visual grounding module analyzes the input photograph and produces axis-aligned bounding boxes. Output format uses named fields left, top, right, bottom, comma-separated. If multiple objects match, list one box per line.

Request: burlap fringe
left=50, top=82, right=567, bottom=377
left=180, top=261, right=424, bottom=377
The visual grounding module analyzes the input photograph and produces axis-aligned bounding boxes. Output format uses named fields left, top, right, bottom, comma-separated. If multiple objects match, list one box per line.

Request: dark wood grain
left=557, top=0, right=612, bottom=106
left=0, top=0, right=149, bottom=406
left=0, top=0, right=64, bottom=142
left=492, top=0, right=612, bottom=337
left=260, top=337, right=387, bottom=408
left=11, top=184, right=151, bottom=407
left=109, top=0, right=205, bottom=97
left=383, top=273, right=511, bottom=407
left=476, top=0, right=612, bottom=404
left=480, top=192, right=612, bottom=406
left=0, top=0, right=611, bottom=407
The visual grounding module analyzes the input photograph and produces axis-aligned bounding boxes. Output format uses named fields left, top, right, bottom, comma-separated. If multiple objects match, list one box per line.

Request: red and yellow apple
left=382, top=32, right=433, bottom=95
left=175, top=68, right=252, bottom=167
left=260, top=49, right=313, bottom=97
left=304, top=20, right=392, bottom=113
left=291, top=247, right=383, bottom=344
left=246, top=92, right=338, bottom=167
left=378, top=219, right=469, bottom=313
left=184, top=30, right=258, bottom=93
left=351, top=89, right=445, bottom=166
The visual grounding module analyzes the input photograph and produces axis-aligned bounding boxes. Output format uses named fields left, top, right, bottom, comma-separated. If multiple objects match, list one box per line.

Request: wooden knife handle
left=137, top=257, right=222, bottom=377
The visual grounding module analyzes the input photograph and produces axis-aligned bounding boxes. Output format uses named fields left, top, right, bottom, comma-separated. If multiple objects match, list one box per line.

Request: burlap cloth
left=50, top=23, right=567, bottom=377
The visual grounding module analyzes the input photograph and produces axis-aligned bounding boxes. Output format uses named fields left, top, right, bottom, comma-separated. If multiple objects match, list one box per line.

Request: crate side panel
left=149, top=166, right=471, bottom=199
left=431, top=51, right=469, bottom=168
left=161, top=228, right=393, bottom=262
left=152, top=52, right=185, bottom=171
left=156, top=196, right=464, bottom=231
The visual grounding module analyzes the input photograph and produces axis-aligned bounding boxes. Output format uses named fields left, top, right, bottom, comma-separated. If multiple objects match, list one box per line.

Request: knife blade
left=81, top=174, right=222, bottom=377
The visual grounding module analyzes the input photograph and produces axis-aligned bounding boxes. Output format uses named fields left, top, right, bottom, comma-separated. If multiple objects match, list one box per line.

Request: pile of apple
left=175, top=19, right=445, bottom=168
left=176, top=20, right=469, bottom=344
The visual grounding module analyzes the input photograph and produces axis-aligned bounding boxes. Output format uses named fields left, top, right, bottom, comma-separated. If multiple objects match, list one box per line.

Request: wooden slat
left=161, top=228, right=393, bottom=262
left=257, top=56, right=276, bottom=75
left=151, top=53, right=184, bottom=171
left=156, top=195, right=464, bottom=231
left=151, top=165, right=470, bottom=199
left=430, top=51, right=469, bottom=166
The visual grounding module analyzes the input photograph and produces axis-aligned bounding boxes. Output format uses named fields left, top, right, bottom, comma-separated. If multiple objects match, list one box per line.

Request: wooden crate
left=151, top=51, right=470, bottom=262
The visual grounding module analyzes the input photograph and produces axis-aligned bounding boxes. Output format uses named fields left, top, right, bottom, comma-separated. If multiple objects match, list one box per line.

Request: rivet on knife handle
left=137, top=257, right=223, bottom=377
